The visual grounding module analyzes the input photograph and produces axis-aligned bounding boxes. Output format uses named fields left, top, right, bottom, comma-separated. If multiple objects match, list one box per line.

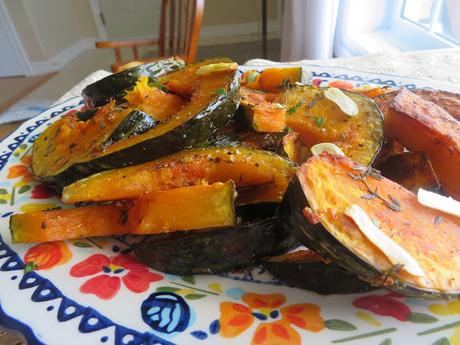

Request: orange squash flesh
left=300, top=153, right=460, bottom=293
left=385, top=89, right=460, bottom=199
left=130, top=181, right=236, bottom=234
left=285, top=86, right=384, bottom=166
left=124, top=76, right=184, bottom=121
left=62, top=147, right=296, bottom=205
left=33, top=58, right=237, bottom=180
left=240, top=87, right=286, bottom=132
left=10, top=203, right=132, bottom=243
left=241, top=67, right=302, bottom=90
left=10, top=182, right=236, bottom=243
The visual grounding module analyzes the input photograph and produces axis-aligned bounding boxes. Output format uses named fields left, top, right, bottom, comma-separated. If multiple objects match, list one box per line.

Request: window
left=334, top=0, right=459, bottom=58
left=399, top=0, right=460, bottom=45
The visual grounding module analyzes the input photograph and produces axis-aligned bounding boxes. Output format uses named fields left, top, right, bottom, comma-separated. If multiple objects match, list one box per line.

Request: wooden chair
left=95, top=0, right=204, bottom=72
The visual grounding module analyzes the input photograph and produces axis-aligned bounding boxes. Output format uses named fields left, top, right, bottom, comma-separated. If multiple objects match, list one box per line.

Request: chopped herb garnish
left=213, top=88, right=226, bottom=95
left=149, top=81, right=169, bottom=92
left=24, top=262, right=38, bottom=273
left=434, top=216, right=443, bottom=225
left=287, top=101, right=303, bottom=114
left=312, top=116, right=324, bottom=127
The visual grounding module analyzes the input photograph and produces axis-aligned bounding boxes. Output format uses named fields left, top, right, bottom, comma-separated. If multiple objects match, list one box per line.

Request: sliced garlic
left=345, top=204, right=425, bottom=277
left=310, top=143, right=345, bottom=157
left=196, top=62, right=238, bottom=76
left=418, top=188, right=460, bottom=218
left=324, top=87, right=359, bottom=116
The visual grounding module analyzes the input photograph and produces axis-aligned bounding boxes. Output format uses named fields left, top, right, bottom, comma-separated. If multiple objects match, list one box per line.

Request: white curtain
left=281, top=0, right=339, bottom=61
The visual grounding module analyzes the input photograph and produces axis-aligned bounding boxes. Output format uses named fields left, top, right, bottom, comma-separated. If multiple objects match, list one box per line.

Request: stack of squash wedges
left=10, top=58, right=460, bottom=299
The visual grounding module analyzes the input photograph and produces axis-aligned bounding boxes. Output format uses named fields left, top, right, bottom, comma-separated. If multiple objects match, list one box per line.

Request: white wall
left=4, top=0, right=98, bottom=74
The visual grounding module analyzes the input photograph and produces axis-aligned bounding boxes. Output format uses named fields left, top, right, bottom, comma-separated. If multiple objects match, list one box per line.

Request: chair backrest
left=159, top=0, right=204, bottom=62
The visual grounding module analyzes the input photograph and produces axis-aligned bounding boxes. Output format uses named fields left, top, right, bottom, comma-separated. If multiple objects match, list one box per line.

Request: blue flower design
left=141, top=292, right=190, bottom=334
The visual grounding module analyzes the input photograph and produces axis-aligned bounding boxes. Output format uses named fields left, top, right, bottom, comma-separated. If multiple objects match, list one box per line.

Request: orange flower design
left=24, top=242, right=72, bottom=270
left=219, top=293, right=324, bottom=345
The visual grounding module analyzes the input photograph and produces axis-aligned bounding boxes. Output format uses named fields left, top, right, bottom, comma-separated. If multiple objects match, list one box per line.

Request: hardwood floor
left=0, top=73, right=55, bottom=114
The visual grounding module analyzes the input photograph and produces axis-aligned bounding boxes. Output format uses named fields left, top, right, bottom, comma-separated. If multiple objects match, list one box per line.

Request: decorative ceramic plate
left=1, top=66, right=460, bottom=345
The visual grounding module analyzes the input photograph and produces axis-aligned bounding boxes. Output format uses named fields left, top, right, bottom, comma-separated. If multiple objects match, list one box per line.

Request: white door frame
left=0, top=0, right=33, bottom=76
left=88, top=0, right=108, bottom=40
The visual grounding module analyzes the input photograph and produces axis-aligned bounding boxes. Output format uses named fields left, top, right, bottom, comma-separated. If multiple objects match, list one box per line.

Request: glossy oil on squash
left=282, top=153, right=460, bottom=297
left=241, top=67, right=302, bottom=90
left=130, top=181, right=236, bottom=234
left=385, top=88, right=460, bottom=199
left=240, top=87, right=286, bottom=132
left=32, top=58, right=240, bottom=187
left=62, top=147, right=296, bottom=205
left=285, top=85, right=384, bottom=166
left=11, top=182, right=236, bottom=243
left=10, top=202, right=132, bottom=243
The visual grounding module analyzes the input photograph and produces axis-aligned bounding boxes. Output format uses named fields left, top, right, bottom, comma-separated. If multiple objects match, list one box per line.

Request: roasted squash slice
left=241, top=67, right=302, bottom=90
left=375, top=88, right=460, bottom=122
left=379, top=152, right=441, bottom=193
left=10, top=181, right=236, bottom=243
left=62, top=147, right=296, bottom=205
left=32, top=58, right=240, bottom=187
left=279, top=153, right=460, bottom=298
left=201, top=120, right=284, bottom=152
left=262, top=247, right=373, bottom=294
left=285, top=85, right=384, bottom=166
left=82, top=57, right=185, bottom=108
left=385, top=89, right=460, bottom=199
left=135, top=203, right=289, bottom=274
left=239, top=86, right=286, bottom=132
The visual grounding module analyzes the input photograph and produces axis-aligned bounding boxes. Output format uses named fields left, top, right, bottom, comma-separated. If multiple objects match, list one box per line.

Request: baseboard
left=199, top=20, right=280, bottom=46
left=29, top=38, right=96, bottom=75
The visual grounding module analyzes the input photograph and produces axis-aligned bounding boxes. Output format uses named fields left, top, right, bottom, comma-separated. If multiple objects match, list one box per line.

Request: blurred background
left=0, top=0, right=459, bottom=127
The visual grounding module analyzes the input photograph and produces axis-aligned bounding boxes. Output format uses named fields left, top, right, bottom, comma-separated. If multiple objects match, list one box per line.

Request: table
left=1, top=48, right=460, bottom=344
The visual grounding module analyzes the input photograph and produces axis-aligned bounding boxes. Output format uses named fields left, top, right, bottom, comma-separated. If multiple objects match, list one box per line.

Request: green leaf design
left=181, top=275, right=196, bottom=285
left=73, top=241, right=92, bottom=248
left=18, top=185, right=31, bottom=194
left=185, top=293, right=206, bottom=300
left=13, top=152, right=20, bottom=158
left=0, top=199, right=7, bottom=204
left=325, top=319, right=357, bottom=331
left=432, top=338, right=450, bottom=345
left=156, top=287, right=181, bottom=293
left=408, top=312, right=438, bottom=324
left=24, top=262, right=38, bottom=273
left=379, top=339, right=392, bottom=345
left=0, top=188, right=8, bottom=194
left=19, top=144, right=28, bottom=150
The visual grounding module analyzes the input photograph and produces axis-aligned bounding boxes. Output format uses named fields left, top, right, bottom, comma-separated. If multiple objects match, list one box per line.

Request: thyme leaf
left=434, top=216, right=443, bottom=225
left=287, top=101, right=303, bottom=114
left=348, top=166, right=401, bottom=212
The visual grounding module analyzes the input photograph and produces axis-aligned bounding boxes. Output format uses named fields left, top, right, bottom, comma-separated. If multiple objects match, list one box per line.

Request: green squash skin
left=106, top=109, right=157, bottom=143
left=82, top=58, right=185, bottom=108
left=278, top=176, right=459, bottom=299
left=36, top=69, right=240, bottom=188
left=262, top=251, right=374, bottom=294
left=134, top=204, right=290, bottom=275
